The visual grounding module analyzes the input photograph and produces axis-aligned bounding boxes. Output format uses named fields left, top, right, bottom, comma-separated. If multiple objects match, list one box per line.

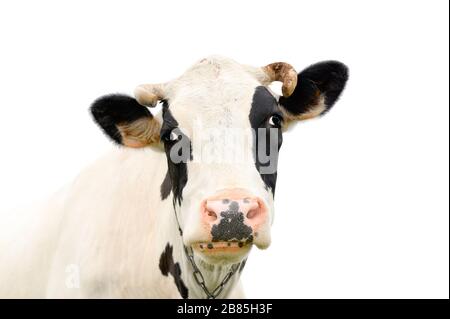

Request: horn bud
left=134, top=83, right=166, bottom=107
left=263, top=62, right=298, bottom=97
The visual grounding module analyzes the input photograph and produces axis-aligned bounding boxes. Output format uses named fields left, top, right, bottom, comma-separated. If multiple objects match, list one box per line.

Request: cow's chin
left=191, top=241, right=253, bottom=265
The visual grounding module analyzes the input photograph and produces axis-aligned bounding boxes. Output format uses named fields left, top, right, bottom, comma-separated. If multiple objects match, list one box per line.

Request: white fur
left=0, top=56, right=279, bottom=298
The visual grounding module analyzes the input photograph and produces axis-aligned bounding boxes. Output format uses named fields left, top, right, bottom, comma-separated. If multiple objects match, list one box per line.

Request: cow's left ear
left=90, top=94, right=161, bottom=147
left=278, top=61, right=348, bottom=122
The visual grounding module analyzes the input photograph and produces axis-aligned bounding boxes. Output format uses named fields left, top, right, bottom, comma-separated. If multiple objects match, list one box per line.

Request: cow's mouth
left=192, top=241, right=252, bottom=254
left=189, top=238, right=258, bottom=264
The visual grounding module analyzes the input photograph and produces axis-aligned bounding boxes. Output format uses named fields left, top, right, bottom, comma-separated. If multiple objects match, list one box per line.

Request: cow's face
left=91, top=56, right=348, bottom=265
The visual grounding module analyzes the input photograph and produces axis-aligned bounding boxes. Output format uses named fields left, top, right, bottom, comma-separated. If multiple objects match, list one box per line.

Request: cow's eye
left=164, top=129, right=182, bottom=143
left=268, top=114, right=283, bottom=128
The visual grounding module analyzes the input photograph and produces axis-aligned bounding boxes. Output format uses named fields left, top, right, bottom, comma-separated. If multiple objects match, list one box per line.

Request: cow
left=0, top=56, right=348, bottom=298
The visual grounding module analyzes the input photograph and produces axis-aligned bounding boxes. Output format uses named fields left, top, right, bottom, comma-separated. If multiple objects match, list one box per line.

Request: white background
left=0, top=0, right=448, bottom=298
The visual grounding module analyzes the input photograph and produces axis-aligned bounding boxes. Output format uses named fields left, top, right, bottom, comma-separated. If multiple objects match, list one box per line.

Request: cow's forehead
left=164, top=56, right=267, bottom=133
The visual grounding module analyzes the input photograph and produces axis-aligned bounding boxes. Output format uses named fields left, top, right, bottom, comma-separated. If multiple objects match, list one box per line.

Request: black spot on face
left=159, top=102, right=192, bottom=205
left=211, top=201, right=253, bottom=242
left=159, top=243, right=189, bottom=299
left=229, top=201, right=239, bottom=211
left=249, top=86, right=283, bottom=195
left=160, top=170, right=172, bottom=200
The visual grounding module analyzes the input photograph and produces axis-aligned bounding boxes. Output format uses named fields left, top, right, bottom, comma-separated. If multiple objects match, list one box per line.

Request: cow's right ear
left=90, top=94, right=161, bottom=148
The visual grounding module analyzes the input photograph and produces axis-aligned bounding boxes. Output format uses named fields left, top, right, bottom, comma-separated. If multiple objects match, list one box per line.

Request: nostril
left=246, top=199, right=264, bottom=220
left=207, top=210, right=217, bottom=219
left=246, top=209, right=259, bottom=219
left=202, top=200, right=218, bottom=223
left=206, top=210, right=218, bottom=221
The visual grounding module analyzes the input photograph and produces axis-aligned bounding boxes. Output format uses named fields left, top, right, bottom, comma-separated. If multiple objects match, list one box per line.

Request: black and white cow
left=0, top=56, right=348, bottom=298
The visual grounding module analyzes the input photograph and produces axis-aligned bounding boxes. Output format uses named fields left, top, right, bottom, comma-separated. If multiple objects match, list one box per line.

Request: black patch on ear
left=160, top=103, right=192, bottom=205
left=279, top=61, right=349, bottom=116
left=159, top=243, right=189, bottom=299
left=211, top=201, right=253, bottom=242
left=249, top=86, right=283, bottom=194
left=90, top=94, right=152, bottom=145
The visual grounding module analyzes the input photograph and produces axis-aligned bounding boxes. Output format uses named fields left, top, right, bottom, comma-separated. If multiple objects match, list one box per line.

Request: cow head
left=91, top=56, right=348, bottom=265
